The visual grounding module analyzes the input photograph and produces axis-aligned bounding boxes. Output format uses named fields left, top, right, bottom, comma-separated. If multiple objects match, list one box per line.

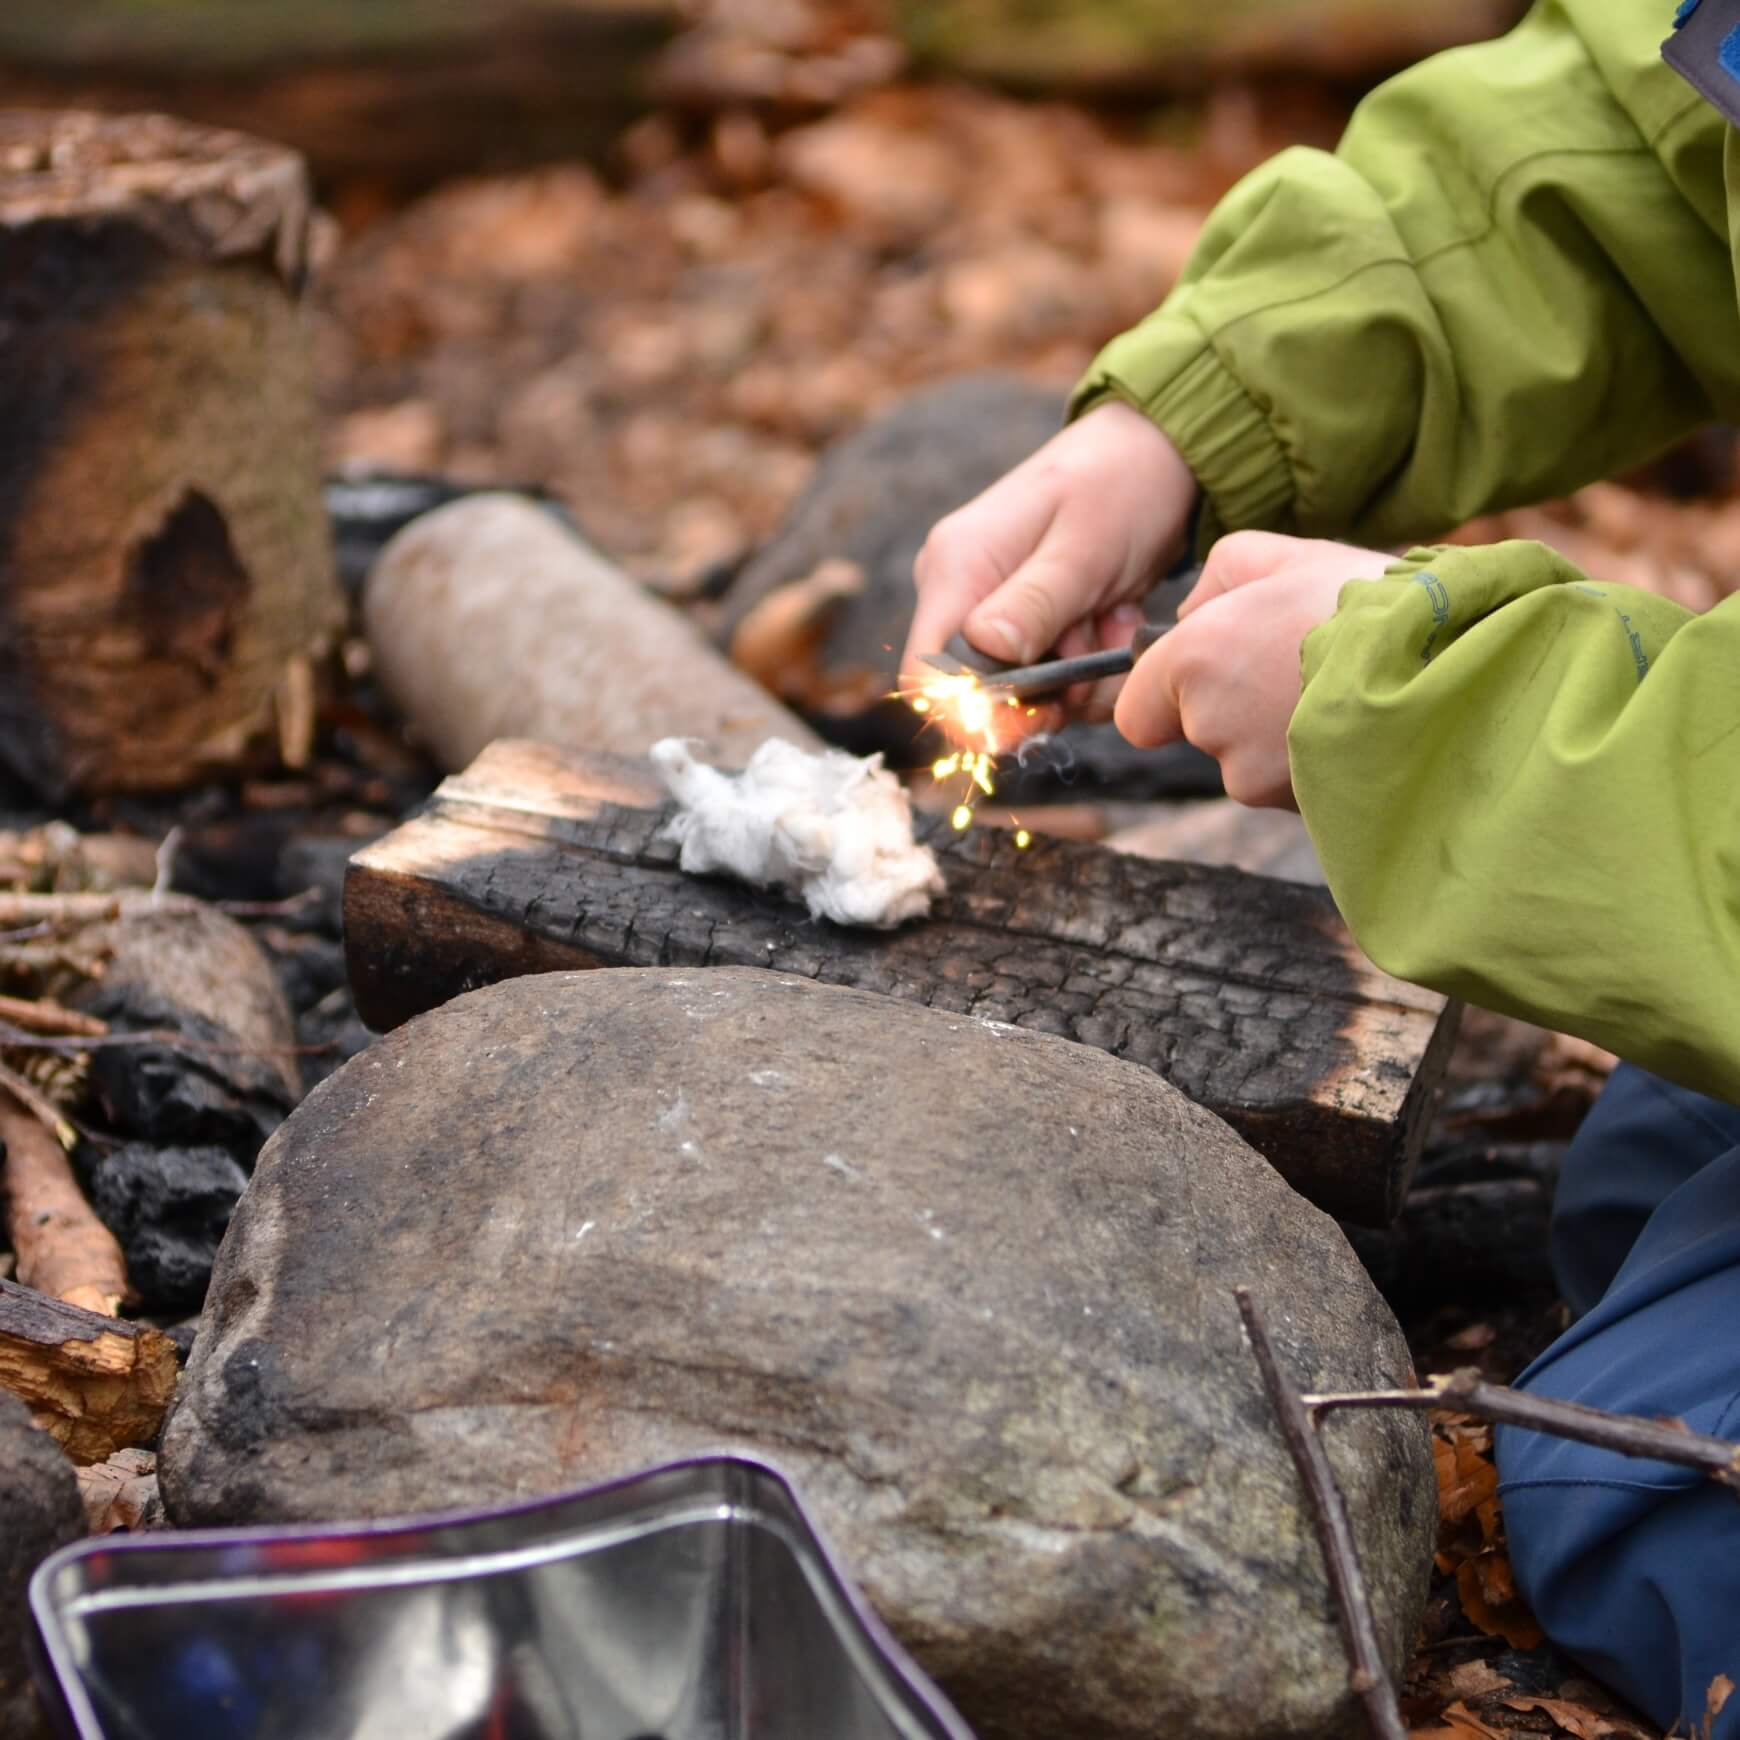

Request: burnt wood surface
left=0, top=1277, right=178, bottom=1464
left=346, top=741, right=1458, bottom=1224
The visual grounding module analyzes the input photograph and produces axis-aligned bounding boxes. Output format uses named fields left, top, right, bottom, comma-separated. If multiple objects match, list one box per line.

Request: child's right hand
left=901, top=401, right=1199, bottom=720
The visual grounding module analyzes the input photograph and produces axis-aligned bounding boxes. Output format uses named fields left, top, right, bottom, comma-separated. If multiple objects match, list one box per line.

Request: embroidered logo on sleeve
left=1663, top=0, right=1740, bottom=126
left=1414, top=570, right=1451, bottom=665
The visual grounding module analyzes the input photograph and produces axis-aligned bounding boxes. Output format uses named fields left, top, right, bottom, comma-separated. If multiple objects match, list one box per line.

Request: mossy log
left=899, top=0, right=1527, bottom=91
left=0, top=0, right=679, bottom=188
left=0, top=111, right=344, bottom=798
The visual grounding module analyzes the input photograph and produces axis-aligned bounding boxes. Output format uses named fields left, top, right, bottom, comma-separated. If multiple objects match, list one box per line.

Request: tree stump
left=0, top=111, right=344, bottom=799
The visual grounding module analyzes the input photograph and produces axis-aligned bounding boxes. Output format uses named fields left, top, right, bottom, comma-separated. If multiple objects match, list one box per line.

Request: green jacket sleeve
left=1289, top=541, right=1740, bottom=1103
left=1072, top=0, right=1735, bottom=549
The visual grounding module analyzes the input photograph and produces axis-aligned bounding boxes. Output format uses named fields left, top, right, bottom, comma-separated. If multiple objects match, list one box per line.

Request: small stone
left=0, top=1392, right=84, bottom=1740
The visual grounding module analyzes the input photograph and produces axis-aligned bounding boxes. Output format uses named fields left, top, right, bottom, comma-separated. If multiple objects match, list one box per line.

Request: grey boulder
left=163, top=967, right=1433, bottom=1740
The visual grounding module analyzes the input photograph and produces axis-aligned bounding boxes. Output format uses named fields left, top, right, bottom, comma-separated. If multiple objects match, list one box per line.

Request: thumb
left=1176, top=530, right=1308, bottom=620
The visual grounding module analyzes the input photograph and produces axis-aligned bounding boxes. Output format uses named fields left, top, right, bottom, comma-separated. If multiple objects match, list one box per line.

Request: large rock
left=720, top=374, right=1066, bottom=741
left=163, top=968, right=1434, bottom=1740
left=0, top=1393, right=84, bottom=1740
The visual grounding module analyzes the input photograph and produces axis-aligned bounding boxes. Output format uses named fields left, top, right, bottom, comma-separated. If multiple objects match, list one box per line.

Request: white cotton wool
left=650, top=738, right=945, bottom=930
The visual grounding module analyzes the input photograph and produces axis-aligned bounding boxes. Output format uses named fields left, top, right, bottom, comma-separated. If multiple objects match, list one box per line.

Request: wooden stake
left=1235, top=1287, right=1410, bottom=1740
left=0, top=1088, right=129, bottom=1316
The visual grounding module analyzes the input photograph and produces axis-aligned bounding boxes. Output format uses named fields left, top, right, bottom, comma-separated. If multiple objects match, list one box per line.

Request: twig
left=214, top=886, right=324, bottom=920
left=0, top=891, right=203, bottom=926
left=0, top=1090, right=127, bottom=1315
left=151, top=825, right=182, bottom=901
left=0, top=1020, right=334, bottom=1062
left=1235, top=1287, right=1409, bottom=1740
left=0, top=1058, right=76, bottom=1151
left=0, top=993, right=107, bottom=1040
left=1302, top=1370, right=1740, bottom=1491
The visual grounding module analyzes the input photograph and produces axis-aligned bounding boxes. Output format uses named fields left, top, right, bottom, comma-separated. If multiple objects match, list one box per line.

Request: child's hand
left=1118, top=531, right=1394, bottom=808
left=902, top=402, right=1198, bottom=717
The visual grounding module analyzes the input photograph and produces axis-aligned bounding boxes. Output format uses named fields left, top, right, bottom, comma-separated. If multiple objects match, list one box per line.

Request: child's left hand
left=1118, top=532, right=1395, bottom=809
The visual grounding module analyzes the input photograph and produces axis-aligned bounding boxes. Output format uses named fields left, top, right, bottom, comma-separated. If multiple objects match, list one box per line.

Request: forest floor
left=14, top=0, right=1738, bottom=1733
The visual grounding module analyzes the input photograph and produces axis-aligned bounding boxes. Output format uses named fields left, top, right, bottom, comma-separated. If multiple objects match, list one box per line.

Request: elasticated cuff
left=1070, top=325, right=1296, bottom=551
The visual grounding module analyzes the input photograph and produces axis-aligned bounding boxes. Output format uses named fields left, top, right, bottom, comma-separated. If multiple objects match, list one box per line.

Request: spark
left=1015, top=829, right=1032, bottom=849
left=896, top=662, right=1043, bottom=838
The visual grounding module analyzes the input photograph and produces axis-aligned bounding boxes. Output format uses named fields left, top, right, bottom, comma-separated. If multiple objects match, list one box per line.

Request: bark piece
left=0, top=1391, right=85, bottom=1740
left=72, top=904, right=302, bottom=1159
left=0, top=112, right=343, bottom=799
left=75, top=1446, right=162, bottom=1535
left=363, top=493, right=823, bottom=774
left=0, top=1095, right=128, bottom=1318
left=161, top=967, right=1436, bottom=1740
left=345, top=739, right=1458, bottom=1223
left=0, top=1277, right=178, bottom=1464
left=0, top=2, right=678, bottom=190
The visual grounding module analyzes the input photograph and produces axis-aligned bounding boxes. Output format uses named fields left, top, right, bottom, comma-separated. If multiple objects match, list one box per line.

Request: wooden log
left=0, top=111, right=344, bottom=799
left=0, top=1277, right=177, bottom=1465
left=364, top=493, right=823, bottom=773
left=0, top=2, right=679, bottom=191
left=345, top=740, right=1460, bottom=1224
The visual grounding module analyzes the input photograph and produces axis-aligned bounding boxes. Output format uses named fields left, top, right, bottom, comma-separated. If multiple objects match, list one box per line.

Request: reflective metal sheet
left=30, top=1456, right=976, bottom=1740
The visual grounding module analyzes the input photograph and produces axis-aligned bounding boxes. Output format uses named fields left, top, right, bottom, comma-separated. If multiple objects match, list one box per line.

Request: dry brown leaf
left=1503, top=1696, right=1617, bottom=1739
left=1433, top=1700, right=1510, bottom=1740
left=1445, top=1660, right=1515, bottom=1702
left=1456, top=1558, right=1545, bottom=1651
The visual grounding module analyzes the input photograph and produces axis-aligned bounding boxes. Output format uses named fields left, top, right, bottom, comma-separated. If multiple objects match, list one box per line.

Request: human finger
left=1175, top=530, right=1311, bottom=619
left=1112, top=621, right=1187, bottom=750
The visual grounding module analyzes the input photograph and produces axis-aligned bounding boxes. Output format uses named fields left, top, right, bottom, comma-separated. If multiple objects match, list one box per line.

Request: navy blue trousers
left=1496, top=1064, right=1740, bottom=1736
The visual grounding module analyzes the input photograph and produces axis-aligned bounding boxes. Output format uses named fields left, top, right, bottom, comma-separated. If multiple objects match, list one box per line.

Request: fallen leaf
left=1457, top=1558, right=1545, bottom=1651
left=1436, top=1700, right=1510, bottom=1739
left=1504, top=1695, right=1616, bottom=1739
left=1445, top=1661, right=1514, bottom=1701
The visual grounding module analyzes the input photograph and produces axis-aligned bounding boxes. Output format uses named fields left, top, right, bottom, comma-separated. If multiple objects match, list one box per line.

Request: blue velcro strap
left=1676, top=0, right=1703, bottom=27
left=1722, top=20, right=1740, bottom=73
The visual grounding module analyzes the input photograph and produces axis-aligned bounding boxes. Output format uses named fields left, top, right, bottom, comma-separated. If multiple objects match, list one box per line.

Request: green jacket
left=1073, top=0, right=1740, bottom=1103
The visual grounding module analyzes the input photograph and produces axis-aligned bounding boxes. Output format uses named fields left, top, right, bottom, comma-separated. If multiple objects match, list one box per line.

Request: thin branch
left=213, top=886, right=324, bottom=920
left=0, top=1061, right=77, bottom=1151
left=151, top=825, right=183, bottom=901
left=0, top=994, right=107, bottom=1039
left=1235, top=1287, right=1409, bottom=1740
left=1302, top=1370, right=1740, bottom=1491
left=0, top=891, right=204, bottom=927
left=0, top=1021, right=334, bottom=1062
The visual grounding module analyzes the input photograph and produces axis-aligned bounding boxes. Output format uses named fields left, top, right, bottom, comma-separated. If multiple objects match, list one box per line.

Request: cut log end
left=0, top=110, right=342, bottom=799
